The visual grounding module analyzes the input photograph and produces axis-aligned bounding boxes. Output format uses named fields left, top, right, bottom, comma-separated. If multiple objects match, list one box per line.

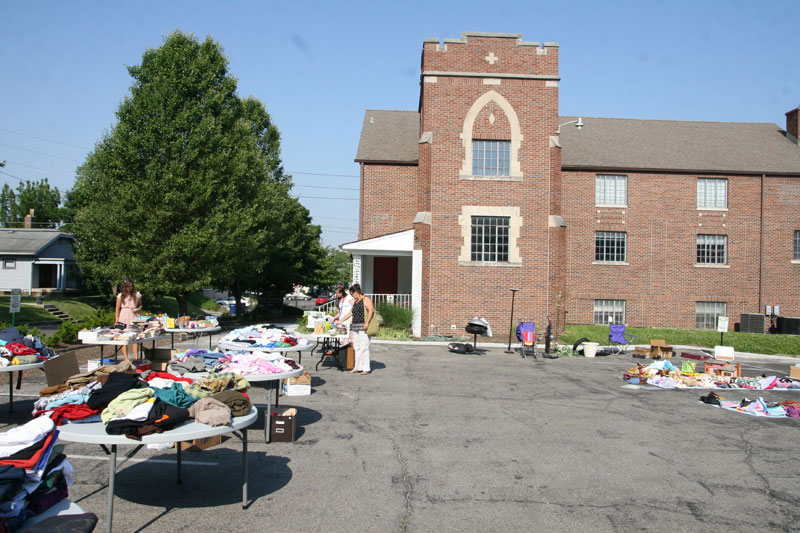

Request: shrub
left=376, top=302, right=414, bottom=330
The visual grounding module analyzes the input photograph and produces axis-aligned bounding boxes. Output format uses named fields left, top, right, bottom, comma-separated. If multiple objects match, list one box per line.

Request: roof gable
left=0, top=229, right=75, bottom=256
left=355, top=110, right=419, bottom=163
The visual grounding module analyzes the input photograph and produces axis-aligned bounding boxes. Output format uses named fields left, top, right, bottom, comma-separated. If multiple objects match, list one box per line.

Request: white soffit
left=341, top=230, right=414, bottom=255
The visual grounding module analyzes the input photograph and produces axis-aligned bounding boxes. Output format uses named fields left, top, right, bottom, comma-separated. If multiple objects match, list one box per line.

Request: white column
left=58, top=263, right=63, bottom=289
left=352, top=255, right=362, bottom=285
left=411, top=249, right=422, bottom=338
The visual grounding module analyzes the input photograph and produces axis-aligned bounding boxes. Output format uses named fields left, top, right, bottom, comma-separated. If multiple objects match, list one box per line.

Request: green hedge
left=376, top=302, right=414, bottom=330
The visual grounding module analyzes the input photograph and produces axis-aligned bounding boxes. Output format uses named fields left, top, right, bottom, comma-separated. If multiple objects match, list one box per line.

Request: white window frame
left=696, top=301, right=726, bottom=330
left=696, top=234, right=727, bottom=265
left=3, top=260, right=15, bottom=270
left=470, top=215, right=510, bottom=262
left=594, top=299, right=626, bottom=325
left=794, top=230, right=800, bottom=262
left=697, top=178, right=728, bottom=210
left=595, top=231, right=627, bottom=263
left=595, top=174, right=627, bottom=207
left=472, top=139, right=511, bottom=177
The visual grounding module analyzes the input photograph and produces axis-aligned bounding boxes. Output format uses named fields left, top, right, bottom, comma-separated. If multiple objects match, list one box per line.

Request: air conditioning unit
left=740, top=313, right=765, bottom=333
left=777, top=316, right=800, bottom=335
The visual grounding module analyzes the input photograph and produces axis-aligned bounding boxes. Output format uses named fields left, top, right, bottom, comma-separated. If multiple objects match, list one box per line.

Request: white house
left=0, top=229, right=77, bottom=293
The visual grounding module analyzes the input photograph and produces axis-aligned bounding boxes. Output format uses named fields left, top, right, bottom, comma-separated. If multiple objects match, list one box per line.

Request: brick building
left=343, top=31, right=800, bottom=339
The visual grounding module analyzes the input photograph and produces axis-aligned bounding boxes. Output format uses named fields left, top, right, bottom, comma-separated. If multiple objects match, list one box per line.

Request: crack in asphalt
left=392, top=438, right=413, bottom=533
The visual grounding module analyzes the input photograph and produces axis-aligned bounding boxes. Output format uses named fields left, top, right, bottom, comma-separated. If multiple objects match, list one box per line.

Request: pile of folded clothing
left=0, top=327, right=58, bottom=368
left=33, top=361, right=253, bottom=438
left=0, top=417, right=74, bottom=530
left=167, top=348, right=300, bottom=376
left=219, top=325, right=305, bottom=349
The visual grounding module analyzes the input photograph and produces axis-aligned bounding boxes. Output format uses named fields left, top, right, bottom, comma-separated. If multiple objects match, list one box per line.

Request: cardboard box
left=86, top=358, right=118, bottom=371
left=714, top=345, right=735, bottom=361
left=789, top=366, right=800, bottom=380
left=650, top=340, right=673, bottom=358
left=270, top=408, right=297, bottom=442
left=177, top=435, right=222, bottom=451
left=141, top=348, right=176, bottom=371
left=283, top=372, right=311, bottom=396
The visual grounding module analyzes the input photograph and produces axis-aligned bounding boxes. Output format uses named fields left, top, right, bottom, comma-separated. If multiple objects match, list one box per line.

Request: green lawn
left=42, top=297, right=99, bottom=321
left=0, top=297, right=59, bottom=323
left=144, top=293, right=220, bottom=317
left=560, top=324, right=800, bottom=357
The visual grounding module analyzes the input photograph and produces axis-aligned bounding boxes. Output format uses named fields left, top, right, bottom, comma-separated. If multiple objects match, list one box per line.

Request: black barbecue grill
left=465, top=318, right=490, bottom=351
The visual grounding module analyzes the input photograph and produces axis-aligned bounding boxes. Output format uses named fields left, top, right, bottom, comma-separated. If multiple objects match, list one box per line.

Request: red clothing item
left=34, top=404, right=100, bottom=426
left=143, top=371, right=193, bottom=384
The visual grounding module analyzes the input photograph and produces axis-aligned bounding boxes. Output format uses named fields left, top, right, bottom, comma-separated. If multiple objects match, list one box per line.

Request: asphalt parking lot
left=2, top=342, right=799, bottom=532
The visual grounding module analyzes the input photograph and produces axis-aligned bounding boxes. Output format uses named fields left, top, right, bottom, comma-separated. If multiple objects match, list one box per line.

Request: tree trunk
left=176, top=292, right=189, bottom=318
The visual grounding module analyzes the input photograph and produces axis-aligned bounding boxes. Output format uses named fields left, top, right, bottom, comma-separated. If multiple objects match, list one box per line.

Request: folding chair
left=516, top=322, right=541, bottom=359
left=609, top=324, right=636, bottom=354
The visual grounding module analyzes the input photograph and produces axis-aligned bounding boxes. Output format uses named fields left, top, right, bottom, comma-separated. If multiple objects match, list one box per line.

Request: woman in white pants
left=339, top=284, right=373, bottom=375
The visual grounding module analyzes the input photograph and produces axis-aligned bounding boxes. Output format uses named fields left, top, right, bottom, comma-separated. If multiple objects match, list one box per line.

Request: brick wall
left=562, top=170, right=768, bottom=329
left=359, top=163, right=420, bottom=240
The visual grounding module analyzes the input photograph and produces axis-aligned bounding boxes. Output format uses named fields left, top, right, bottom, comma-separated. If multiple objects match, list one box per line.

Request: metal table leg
left=241, top=428, right=248, bottom=509
left=265, top=381, right=272, bottom=444
left=209, top=332, right=213, bottom=350
left=7, top=372, right=13, bottom=413
left=171, top=333, right=175, bottom=350
left=106, top=444, right=117, bottom=533
left=176, top=442, right=182, bottom=484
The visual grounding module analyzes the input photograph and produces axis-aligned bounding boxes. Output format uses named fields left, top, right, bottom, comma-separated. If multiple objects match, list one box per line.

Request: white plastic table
left=164, top=326, right=221, bottom=350
left=217, top=340, right=314, bottom=364
left=182, top=367, right=303, bottom=443
left=0, top=361, right=44, bottom=413
left=81, top=334, right=168, bottom=362
left=58, top=407, right=258, bottom=533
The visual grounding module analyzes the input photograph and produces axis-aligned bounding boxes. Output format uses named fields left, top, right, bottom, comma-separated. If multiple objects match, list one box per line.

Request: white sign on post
left=717, top=316, right=729, bottom=333
left=9, top=289, right=21, bottom=314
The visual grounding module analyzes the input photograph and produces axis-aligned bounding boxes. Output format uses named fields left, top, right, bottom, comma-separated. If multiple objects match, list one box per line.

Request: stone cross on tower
left=485, top=52, right=498, bottom=65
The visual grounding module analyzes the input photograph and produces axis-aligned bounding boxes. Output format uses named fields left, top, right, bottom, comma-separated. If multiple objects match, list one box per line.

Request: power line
left=0, top=143, right=83, bottom=163
left=294, top=184, right=360, bottom=191
left=321, top=225, right=358, bottom=231
left=2, top=161, right=77, bottom=178
left=313, top=216, right=358, bottom=222
left=296, top=195, right=358, bottom=201
left=289, top=170, right=359, bottom=178
left=0, top=170, right=25, bottom=182
left=0, top=128, right=90, bottom=151
left=321, top=229, right=357, bottom=235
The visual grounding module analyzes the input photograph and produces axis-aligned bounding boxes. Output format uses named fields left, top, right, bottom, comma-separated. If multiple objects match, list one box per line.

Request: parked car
left=315, top=295, right=328, bottom=305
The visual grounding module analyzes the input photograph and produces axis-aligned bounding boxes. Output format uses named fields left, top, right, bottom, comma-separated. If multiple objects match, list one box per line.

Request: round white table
left=182, top=367, right=304, bottom=443
left=58, top=407, right=258, bottom=533
left=0, top=361, right=44, bottom=413
left=217, top=340, right=314, bottom=364
left=164, top=326, right=221, bottom=350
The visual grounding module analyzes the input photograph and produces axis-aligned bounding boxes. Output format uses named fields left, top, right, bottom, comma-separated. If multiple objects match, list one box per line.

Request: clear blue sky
left=1, top=0, right=797, bottom=246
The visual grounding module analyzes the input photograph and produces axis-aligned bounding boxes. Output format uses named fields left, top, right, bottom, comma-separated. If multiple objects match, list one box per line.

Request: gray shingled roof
left=559, top=116, right=800, bottom=175
left=0, top=229, right=75, bottom=256
left=355, top=110, right=419, bottom=163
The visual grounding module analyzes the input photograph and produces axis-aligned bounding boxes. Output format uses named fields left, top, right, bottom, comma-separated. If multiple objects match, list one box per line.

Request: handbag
left=366, top=314, right=379, bottom=336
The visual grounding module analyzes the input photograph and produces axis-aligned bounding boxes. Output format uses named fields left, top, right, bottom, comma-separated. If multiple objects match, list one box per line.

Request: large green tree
left=71, top=31, right=321, bottom=314
left=0, top=179, right=63, bottom=228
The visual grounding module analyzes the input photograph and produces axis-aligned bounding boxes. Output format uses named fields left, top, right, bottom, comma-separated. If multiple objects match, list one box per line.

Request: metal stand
left=504, top=288, right=519, bottom=353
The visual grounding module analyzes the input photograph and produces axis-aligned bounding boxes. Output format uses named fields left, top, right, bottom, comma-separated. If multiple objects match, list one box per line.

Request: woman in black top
left=339, top=283, right=374, bottom=374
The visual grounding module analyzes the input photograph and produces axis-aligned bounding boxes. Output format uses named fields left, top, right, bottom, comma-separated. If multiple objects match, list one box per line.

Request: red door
left=373, top=257, right=398, bottom=294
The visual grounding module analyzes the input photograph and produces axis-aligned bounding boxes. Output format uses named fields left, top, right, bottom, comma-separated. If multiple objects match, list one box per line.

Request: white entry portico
left=341, top=229, right=423, bottom=337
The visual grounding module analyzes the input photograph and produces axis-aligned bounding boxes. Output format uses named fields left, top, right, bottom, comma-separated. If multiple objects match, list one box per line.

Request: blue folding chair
left=609, top=324, right=636, bottom=354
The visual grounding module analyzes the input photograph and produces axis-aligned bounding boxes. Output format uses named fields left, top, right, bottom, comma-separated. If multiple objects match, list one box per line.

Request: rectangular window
left=795, top=231, right=800, bottom=261
left=696, top=301, right=726, bottom=330
left=2, top=260, right=15, bottom=270
left=594, top=299, right=626, bottom=325
left=697, top=178, right=727, bottom=209
left=595, top=174, right=627, bottom=206
left=697, top=234, right=727, bottom=264
left=472, top=140, right=510, bottom=177
left=471, top=216, right=510, bottom=262
left=595, top=231, right=627, bottom=262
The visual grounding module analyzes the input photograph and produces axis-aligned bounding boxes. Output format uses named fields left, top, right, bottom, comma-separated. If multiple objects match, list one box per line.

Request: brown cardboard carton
left=142, top=348, right=176, bottom=371
left=790, top=367, right=800, bottom=380
left=177, top=435, right=222, bottom=451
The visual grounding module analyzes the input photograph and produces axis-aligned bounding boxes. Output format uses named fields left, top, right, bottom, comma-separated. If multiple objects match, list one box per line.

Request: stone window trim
left=458, top=206, right=522, bottom=265
left=459, top=90, right=523, bottom=181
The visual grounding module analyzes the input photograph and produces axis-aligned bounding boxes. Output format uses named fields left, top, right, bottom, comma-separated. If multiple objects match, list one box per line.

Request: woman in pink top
left=115, top=278, right=142, bottom=362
